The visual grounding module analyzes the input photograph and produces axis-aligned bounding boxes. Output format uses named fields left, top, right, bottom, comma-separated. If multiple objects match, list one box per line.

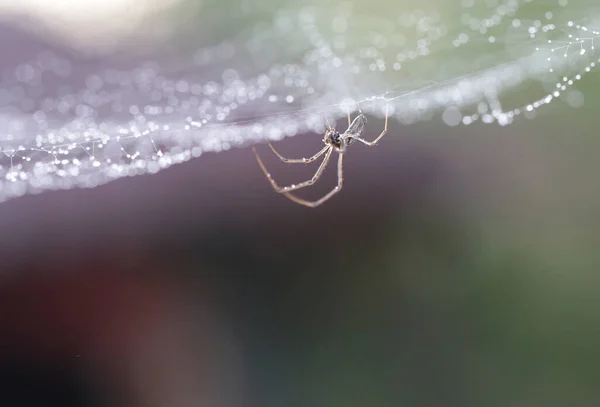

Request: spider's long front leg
left=268, top=143, right=329, bottom=163
left=253, top=146, right=333, bottom=193
left=283, top=152, right=344, bottom=208
left=350, top=104, right=388, bottom=146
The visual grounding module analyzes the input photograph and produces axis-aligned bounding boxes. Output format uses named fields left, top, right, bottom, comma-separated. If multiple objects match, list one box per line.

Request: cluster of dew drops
left=442, top=11, right=600, bottom=128
left=0, top=1, right=597, bottom=201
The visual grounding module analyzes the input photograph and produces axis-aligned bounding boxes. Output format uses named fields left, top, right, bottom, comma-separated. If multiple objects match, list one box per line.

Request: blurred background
left=0, top=1, right=599, bottom=407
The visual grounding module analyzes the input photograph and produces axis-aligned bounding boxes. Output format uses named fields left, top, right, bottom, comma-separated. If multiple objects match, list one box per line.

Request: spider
left=252, top=104, right=389, bottom=207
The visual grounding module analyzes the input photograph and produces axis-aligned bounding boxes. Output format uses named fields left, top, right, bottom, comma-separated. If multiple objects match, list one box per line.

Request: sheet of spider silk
left=0, top=0, right=599, bottom=203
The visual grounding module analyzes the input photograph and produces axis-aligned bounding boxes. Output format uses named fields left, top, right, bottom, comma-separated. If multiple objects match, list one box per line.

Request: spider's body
left=253, top=106, right=388, bottom=208
left=324, top=129, right=343, bottom=150
left=324, top=113, right=367, bottom=150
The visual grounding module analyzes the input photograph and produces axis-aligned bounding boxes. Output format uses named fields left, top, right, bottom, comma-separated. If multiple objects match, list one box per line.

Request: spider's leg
left=283, top=151, right=344, bottom=208
left=352, top=103, right=388, bottom=146
left=347, top=107, right=352, bottom=127
left=268, top=143, right=329, bottom=163
left=253, top=146, right=333, bottom=193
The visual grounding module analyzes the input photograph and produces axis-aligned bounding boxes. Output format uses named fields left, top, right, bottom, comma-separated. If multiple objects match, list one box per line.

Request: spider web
left=0, top=0, right=599, bottom=202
